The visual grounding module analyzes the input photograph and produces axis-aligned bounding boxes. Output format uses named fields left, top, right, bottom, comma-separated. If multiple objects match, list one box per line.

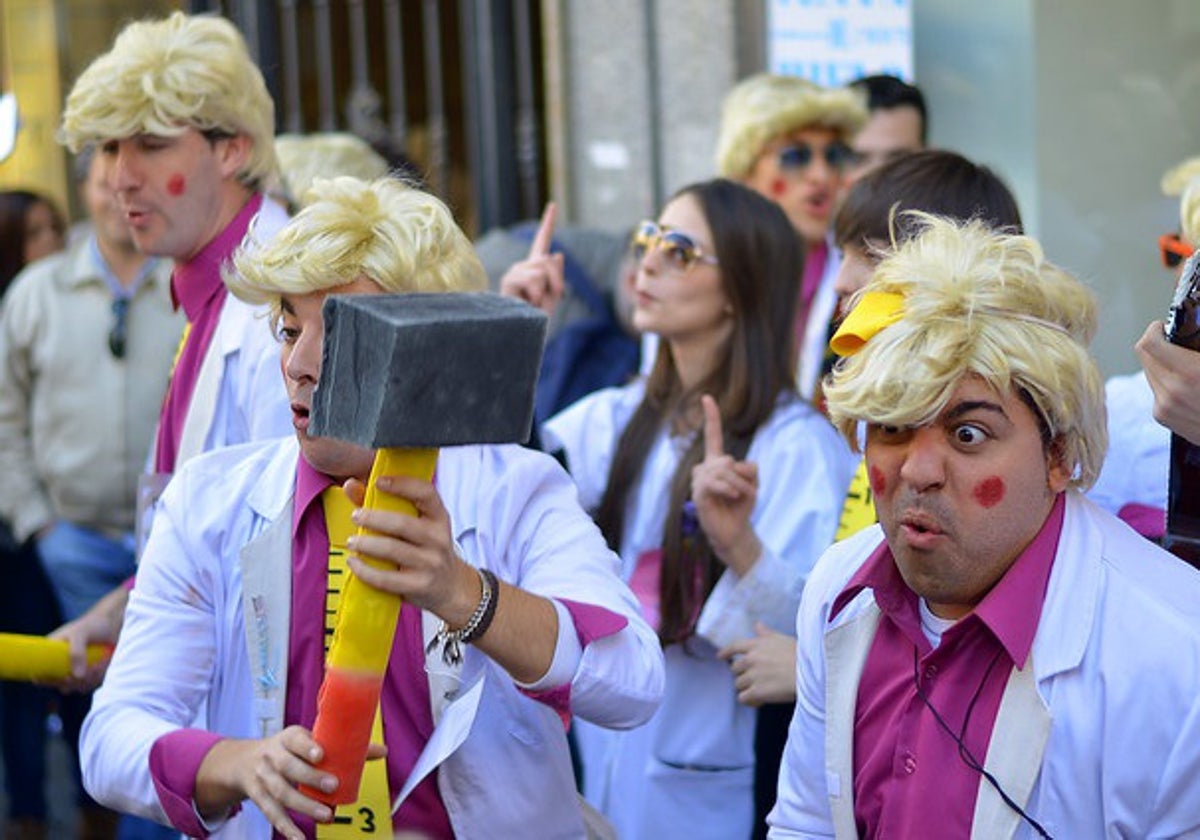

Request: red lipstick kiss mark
left=973, top=476, right=1005, bottom=508
left=770, top=177, right=788, bottom=198
left=868, top=466, right=886, bottom=496
left=167, top=174, right=186, bottom=196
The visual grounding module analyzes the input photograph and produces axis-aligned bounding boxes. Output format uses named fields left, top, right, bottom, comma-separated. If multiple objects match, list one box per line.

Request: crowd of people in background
left=1, top=9, right=1200, bottom=840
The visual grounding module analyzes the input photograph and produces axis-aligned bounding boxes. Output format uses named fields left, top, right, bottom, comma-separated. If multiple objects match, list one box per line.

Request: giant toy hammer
left=298, top=291, right=546, bottom=806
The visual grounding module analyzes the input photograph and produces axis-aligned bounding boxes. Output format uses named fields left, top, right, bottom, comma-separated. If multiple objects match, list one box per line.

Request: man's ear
left=215, top=133, right=253, bottom=181
left=1046, top=436, right=1071, bottom=493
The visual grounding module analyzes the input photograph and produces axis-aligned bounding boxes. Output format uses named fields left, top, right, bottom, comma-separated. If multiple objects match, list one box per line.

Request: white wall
left=915, top=0, right=1200, bottom=376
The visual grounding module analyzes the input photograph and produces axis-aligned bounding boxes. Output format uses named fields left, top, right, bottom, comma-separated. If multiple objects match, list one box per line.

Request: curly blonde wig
left=714, top=73, right=868, bottom=179
left=227, top=175, right=486, bottom=323
left=59, top=12, right=277, bottom=191
left=824, top=214, right=1107, bottom=490
left=272, top=132, right=390, bottom=209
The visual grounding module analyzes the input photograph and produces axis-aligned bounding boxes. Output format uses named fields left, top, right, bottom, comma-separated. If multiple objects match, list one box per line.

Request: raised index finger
left=701, top=394, right=724, bottom=459
left=528, top=201, right=558, bottom=258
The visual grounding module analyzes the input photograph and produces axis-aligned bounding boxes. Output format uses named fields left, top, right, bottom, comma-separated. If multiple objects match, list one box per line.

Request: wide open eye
left=952, top=424, right=988, bottom=446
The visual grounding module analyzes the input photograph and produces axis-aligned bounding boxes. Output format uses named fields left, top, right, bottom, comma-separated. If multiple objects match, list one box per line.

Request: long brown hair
left=595, top=178, right=802, bottom=646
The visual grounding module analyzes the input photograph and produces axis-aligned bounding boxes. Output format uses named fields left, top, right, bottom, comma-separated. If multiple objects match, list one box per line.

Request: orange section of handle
left=304, top=446, right=437, bottom=805
left=0, top=633, right=110, bottom=681
left=299, top=667, right=385, bottom=805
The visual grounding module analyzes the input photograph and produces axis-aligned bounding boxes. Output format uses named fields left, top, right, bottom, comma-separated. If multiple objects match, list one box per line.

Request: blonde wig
left=824, top=214, right=1107, bottom=490
left=59, top=12, right=277, bottom=191
left=272, top=132, right=390, bottom=208
left=1162, top=156, right=1200, bottom=245
left=714, top=73, right=868, bottom=179
left=227, top=175, right=486, bottom=324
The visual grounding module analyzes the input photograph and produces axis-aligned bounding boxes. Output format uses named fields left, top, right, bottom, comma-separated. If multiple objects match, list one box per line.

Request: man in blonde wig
left=50, top=12, right=293, bottom=689
left=59, top=11, right=290, bottom=475
left=79, top=176, right=663, bottom=839
left=770, top=216, right=1200, bottom=838
left=714, top=73, right=866, bottom=399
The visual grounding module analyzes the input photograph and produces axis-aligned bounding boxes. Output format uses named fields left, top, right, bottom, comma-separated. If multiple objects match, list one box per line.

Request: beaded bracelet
left=427, top=567, right=500, bottom=666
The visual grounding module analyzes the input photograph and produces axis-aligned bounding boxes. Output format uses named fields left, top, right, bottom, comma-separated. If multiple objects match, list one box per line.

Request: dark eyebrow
left=279, top=296, right=296, bottom=316
left=942, top=400, right=1008, bottom=423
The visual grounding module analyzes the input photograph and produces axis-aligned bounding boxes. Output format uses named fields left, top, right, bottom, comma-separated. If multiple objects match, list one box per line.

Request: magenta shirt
left=794, top=238, right=829, bottom=350
left=831, top=494, right=1065, bottom=838
left=287, top=458, right=452, bottom=839
left=153, top=193, right=264, bottom=474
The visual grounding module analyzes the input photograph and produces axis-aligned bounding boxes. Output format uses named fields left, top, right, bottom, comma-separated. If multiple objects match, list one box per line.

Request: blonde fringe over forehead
left=1161, top=156, right=1200, bottom=244
left=226, top=175, right=486, bottom=320
left=823, top=214, right=1107, bottom=490
left=715, top=73, right=868, bottom=179
left=59, top=12, right=277, bottom=190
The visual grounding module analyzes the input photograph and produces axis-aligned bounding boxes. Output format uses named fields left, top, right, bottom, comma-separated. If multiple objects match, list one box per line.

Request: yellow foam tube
left=305, top=446, right=437, bottom=805
left=0, top=633, right=111, bottom=681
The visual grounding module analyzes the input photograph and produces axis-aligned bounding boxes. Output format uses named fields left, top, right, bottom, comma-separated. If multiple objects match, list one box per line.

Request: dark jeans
left=0, top=530, right=62, bottom=820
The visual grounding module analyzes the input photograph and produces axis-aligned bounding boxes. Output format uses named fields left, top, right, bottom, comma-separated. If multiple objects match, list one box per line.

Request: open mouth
left=899, top=512, right=945, bottom=544
left=291, top=402, right=311, bottom=431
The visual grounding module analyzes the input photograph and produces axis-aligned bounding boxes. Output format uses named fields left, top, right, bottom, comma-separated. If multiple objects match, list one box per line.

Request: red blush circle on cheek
left=973, top=476, right=1006, bottom=508
left=868, top=466, right=886, bottom=496
left=167, top=174, right=186, bottom=196
left=770, top=177, right=788, bottom=199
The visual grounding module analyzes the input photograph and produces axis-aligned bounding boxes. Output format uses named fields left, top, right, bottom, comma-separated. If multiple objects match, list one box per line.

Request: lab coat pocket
left=638, top=758, right=754, bottom=840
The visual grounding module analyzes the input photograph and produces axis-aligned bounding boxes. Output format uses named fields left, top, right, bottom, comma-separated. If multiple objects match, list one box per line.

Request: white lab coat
left=82, top=436, right=664, bottom=839
left=543, top=381, right=858, bottom=840
left=1087, top=371, right=1170, bottom=517
left=172, top=198, right=293, bottom=466
left=770, top=492, right=1200, bottom=839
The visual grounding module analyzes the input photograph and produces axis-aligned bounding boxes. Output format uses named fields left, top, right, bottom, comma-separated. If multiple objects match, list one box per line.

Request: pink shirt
left=795, top=238, right=829, bottom=351
left=153, top=193, right=264, bottom=474
left=831, top=493, right=1065, bottom=838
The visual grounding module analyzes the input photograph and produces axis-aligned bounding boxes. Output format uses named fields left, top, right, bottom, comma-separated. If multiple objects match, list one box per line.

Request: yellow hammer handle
left=0, top=633, right=111, bottom=681
left=325, top=446, right=438, bottom=671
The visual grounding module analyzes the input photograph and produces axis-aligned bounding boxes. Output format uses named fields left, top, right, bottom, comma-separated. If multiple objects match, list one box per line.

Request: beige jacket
left=0, top=237, right=183, bottom=541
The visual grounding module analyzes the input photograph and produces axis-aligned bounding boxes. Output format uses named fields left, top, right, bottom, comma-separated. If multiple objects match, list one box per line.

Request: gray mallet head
left=309, top=292, right=548, bottom=448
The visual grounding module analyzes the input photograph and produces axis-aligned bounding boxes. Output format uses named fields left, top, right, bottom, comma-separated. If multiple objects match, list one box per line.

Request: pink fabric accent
left=1118, top=502, right=1166, bottom=540
left=153, top=194, right=264, bottom=474
left=840, top=494, right=1064, bottom=837
left=794, top=238, right=829, bottom=350
left=148, top=728, right=232, bottom=837
left=289, top=458, right=452, bottom=839
left=559, top=597, right=630, bottom=645
left=519, top=598, right=630, bottom=726
left=630, top=548, right=663, bottom=631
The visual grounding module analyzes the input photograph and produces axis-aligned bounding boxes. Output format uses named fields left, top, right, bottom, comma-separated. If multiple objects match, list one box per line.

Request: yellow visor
left=829, top=291, right=906, bottom=356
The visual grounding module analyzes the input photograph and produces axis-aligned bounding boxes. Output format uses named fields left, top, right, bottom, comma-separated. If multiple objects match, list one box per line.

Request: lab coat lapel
left=824, top=603, right=881, bottom=839
left=238, top=503, right=293, bottom=738
left=970, top=660, right=1051, bottom=839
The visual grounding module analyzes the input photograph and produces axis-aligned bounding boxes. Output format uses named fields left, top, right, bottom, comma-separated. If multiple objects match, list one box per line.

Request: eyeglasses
left=631, top=221, right=719, bottom=274
left=778, top=141, right=859, bottom=173
left=1160, top=232, right=1195, bottom=269
left=108, top=298, right=128, bottom=359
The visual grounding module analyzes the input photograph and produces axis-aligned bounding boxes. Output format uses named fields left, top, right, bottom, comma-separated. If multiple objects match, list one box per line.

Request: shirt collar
left=831, top=492, right=1067, bottom=667
left=292, top=453, right=334, bottom=539
left=971, top=492, right=1065, bottom=667
left=832, top=538, right=904, bottom=622
left=87, top=236, right=161, bottom=299
left=171, top=192, right=264, bottom=319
